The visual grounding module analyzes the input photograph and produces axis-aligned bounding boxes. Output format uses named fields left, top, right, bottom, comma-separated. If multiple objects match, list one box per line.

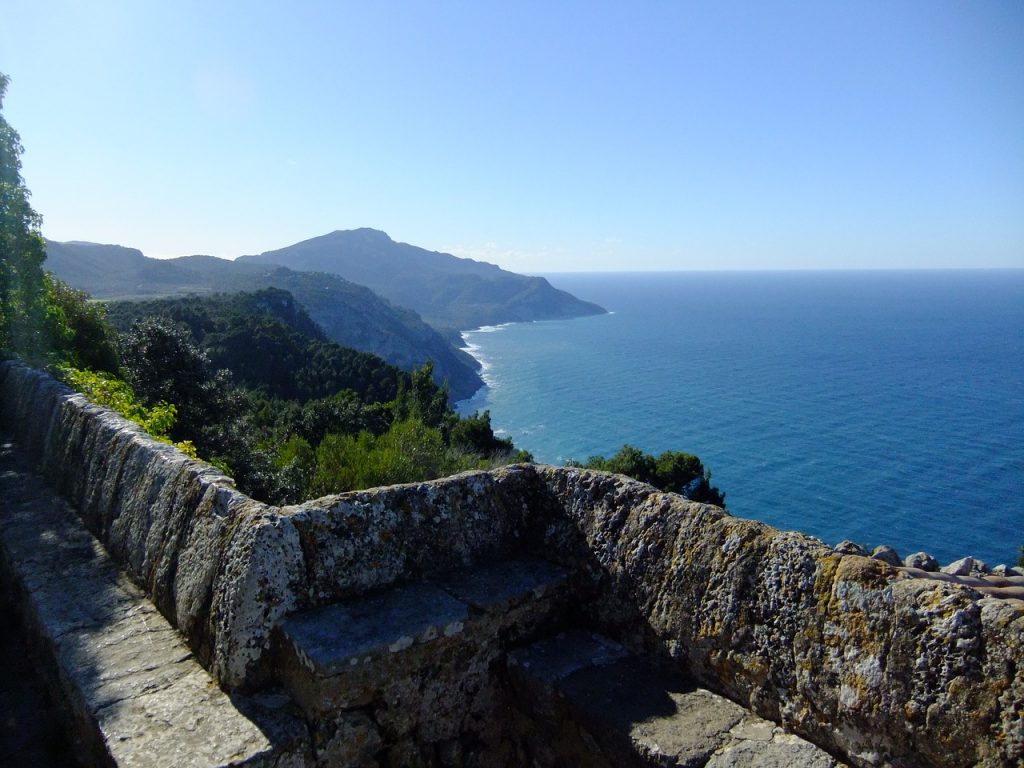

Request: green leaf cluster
left=1, top=73, right=58, bottom=363
left=106, top=289, right=403, bottom=404
left=55, top=365, right=202, bottom=460
left=569, top=444, right=725, bottom=507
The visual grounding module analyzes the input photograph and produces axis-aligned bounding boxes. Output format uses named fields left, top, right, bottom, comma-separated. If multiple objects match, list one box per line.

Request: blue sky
left=2, top=1, right=1022, bottom=271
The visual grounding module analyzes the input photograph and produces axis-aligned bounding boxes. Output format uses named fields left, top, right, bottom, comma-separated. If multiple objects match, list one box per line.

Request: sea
left=456, top=270, right=1024, bottom=568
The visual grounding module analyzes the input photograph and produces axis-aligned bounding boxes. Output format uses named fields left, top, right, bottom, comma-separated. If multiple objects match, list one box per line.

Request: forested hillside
left=43, top=241, right=483, bottom=400
left=106, top=289, right=406, bottom=404
left=100, top=289, right=528, bottom=504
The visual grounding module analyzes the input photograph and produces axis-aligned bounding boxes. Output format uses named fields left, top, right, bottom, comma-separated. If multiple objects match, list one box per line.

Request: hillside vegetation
left=100, top=288, right=529, bottom=503
left=105, top=289, right=405, bottom=404
left=43, top=241, right=483, bottom=400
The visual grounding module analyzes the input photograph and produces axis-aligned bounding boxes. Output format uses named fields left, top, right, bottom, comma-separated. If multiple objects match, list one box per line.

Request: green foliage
left=273, top=435, right=316, bottom=503
left=118, top=316, right=230, bottom=443
left=449, top=410, right=514, bottom=456
left=393, top=360, right=450, bottom=429
left=310, top=417, right=477, bottom=497
left=55, top=366, right=195, bottom=455
left=44, top=242, right=485, bottom=401
left=44, top=276, right=120, bottom=373
left=106, top=290, right=405, bottom=404
left=0, top=74, right=121, bottom=372
left=106, top=291, right=528, bottom=504
left=259, top=390, right=391, bottom=448
left=0, top=72, right=49, bottom=361
left=570, top=444, right=725, bottom=507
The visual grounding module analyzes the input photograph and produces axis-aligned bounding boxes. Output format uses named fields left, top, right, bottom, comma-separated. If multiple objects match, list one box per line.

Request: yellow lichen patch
left=812, top=552, right=841, bottom=595
left=833, top=554, right=895, bottom=588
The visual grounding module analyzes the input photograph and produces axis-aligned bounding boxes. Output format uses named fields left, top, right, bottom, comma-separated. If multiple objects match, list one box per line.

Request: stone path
left=0, top=439, right=302, bottom=768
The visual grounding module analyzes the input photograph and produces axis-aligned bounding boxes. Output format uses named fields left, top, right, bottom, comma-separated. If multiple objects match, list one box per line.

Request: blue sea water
left=456, top=271, right=1024, bottom=567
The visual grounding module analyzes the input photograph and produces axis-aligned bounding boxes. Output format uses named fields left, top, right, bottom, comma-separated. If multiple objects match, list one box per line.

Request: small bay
left=456, top=270, right=1024, bottom=567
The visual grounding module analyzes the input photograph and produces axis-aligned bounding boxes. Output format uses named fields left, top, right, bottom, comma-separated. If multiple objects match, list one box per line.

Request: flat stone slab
left=507, top=629, right=629, bottom=687
left=0, top=440, right=294, bottom=768
left=434, top=556, right=569, bottom=612
left=509, top=630, right=846, bottom=767
left=706, top=726, right=840, bottom=768
left=279, top=582, right=470, bottom=678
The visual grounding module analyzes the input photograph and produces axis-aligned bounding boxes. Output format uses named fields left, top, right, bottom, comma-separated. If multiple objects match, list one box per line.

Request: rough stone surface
left=706, top=730, right=841, bottom=768
left=279, top=583, right=469, bottom=695
left=904, top=551, right=939, bottom=571
left=942, top=555, right=979, bottom=576
left=532, top=465, right=1024, bottom=768
left=277, top=558, right=572, bottom=763
left=434, top=556, right=568, bottom=613
left=508, top=631, right=844, bottom=768
left=834, top=541, right=868, bottom=556
left=870, top=544, right=902, bottom=567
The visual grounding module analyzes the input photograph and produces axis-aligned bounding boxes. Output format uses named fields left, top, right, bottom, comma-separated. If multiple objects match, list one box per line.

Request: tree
left=45, top=277, right=120, bottom=373
left=449, top=410, right=514, bottom=456
left=0, top=72, right=49, bottom=359
left=570, top=444, right=725, bottom=507
left=394, top=361, right=451, bottom=430
left=118, top=317, right=231, bottom=442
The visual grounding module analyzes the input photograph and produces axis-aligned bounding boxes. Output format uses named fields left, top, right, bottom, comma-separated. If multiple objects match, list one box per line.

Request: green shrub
left=56, top=366, right=199, bottom=460
left=569, top=444, right=725, bottom=507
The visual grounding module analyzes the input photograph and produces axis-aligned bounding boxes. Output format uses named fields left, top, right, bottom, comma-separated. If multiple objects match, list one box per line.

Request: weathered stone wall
left=534, top=466, right=1023, bottom=767
left=0, top=362, right=548, bottom=689
left=2, top=361, right=1021, bottom=766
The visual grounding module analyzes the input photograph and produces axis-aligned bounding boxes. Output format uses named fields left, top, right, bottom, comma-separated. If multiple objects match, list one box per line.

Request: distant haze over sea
left=457, top=270, right=1024, bottom=567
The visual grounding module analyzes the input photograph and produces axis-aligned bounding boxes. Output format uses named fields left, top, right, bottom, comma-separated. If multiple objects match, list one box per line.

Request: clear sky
left=2, top=1, right=1022, bottom=272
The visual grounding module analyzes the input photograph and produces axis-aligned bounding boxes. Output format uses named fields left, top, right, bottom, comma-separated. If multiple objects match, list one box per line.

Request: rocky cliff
left=0, top=361, right=1020, bottom=767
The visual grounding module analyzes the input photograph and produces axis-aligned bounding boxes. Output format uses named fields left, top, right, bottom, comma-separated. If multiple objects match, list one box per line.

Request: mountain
left=43, top=240, right=483, bottom=400
left=237, top=228, right=607, bottom=331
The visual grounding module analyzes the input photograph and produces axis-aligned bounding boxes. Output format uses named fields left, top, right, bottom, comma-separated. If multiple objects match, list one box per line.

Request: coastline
left=441, top=271, right=1024, bottom=568
left=453, top=322, right=517, bottom=416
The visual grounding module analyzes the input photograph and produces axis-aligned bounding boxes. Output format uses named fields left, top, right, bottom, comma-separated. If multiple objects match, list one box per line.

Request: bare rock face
left=870, top=544, right=902, bottom=567
left=942, top=556, right=986, bottom=577
left=834, top=540, right=868, bottom=556
left=904, top=551, right=940, bottom=571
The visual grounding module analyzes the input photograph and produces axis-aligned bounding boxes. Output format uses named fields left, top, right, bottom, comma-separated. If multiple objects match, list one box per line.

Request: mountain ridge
left=238, top=228, right=607, bottom=331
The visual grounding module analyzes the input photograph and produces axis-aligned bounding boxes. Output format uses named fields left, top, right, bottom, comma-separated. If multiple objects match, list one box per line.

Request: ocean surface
left=456, top=270, right=1024, bottom=567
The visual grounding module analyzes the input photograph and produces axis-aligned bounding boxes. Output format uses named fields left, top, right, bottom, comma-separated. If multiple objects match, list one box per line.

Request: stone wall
left=1, top=361, right=1020, bottom=767
left=533, top=466, right=1023, bottom=767
left=0, top=362, right=549, bottom=689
